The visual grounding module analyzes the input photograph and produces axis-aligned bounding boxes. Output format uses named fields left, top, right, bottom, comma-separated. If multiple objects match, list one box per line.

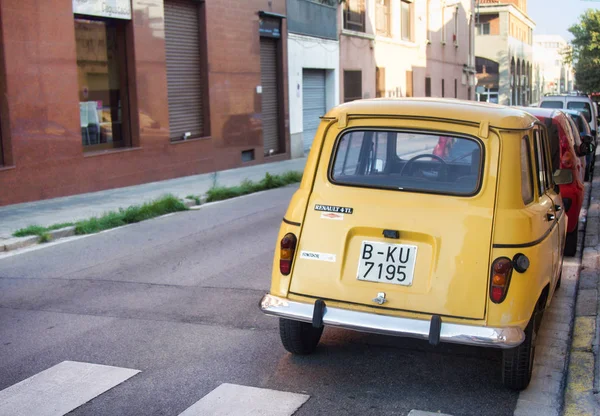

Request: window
left=533, top=130, right=549, bottom=195
left=441, top=5, right=446, bottom=44
left=521, top=136, right=534, bottom=204
left=442, top=79, right=445, bottom=97
left=425, top=77, right=431, bottom=97
left=401, top=1, right=413, bottom=42
left=567, top=102, right=592, bottom=123
left=344, top=70, right=362, bottom=102
left=376, top=0, right=391, bottom=36
left=331, top=130, right=483, bottom=196
left=344, top=0, right=366, bottom=32
left=406, top=71, right=413, bottom=98
left=540, top=101, right=564, bottom=109
left=75, top=18, right=131, bottom=151
left=454, top=79, right=458, bottom=98
left=453, top=7, right=459, bottom=46
left=476, top=23, right=490, bottom=35
left=376, top=67, right=386, bottom=98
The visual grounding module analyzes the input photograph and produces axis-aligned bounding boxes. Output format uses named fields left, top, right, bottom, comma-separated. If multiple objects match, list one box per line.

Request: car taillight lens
left=490, top=257, right=513, bottom=304
left=562, top=150, right=574, bottom=169
left=279, top=233, right=297, bottom=275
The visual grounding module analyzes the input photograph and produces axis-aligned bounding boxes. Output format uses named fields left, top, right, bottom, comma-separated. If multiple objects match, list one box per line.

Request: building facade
left=0, top=0, right=290, bottom=205
left=338, top=0, right=476, bottom=104
left=287, top=0, right=340, bottom=157
left=474, top=0, right=535, bottom=106
left=533, top=34, right=573, bottom=100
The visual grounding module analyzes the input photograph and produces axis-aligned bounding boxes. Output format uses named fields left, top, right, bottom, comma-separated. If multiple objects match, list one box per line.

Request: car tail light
left=561, top=150, right=574, bottom=169
left=490, top=257, right=513, bottom=304
left=280, top=233, right=297, bottom=275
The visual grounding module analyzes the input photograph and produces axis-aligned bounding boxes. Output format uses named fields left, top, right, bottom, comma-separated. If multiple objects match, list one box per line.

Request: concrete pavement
left=0, top=157, right=307, bottom=239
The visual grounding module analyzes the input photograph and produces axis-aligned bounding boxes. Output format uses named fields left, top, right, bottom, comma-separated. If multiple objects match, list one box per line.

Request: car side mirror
left=554, top=169, right=573, bottom=185
left=578, top=142, right=594, bottom=156
left=582, top=134, right=594, bottom=144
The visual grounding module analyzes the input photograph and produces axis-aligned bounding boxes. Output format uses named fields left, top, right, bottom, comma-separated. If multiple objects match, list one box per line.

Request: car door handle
left=555, top=204, right=562, bottom=211
left=547, top=213, right=556, bottom=221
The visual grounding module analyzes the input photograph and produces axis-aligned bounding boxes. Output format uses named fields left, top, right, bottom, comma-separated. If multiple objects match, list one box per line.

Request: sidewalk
left=563, top=166, right=600, bottom=415
left=0, top=157, right=307, bottom=239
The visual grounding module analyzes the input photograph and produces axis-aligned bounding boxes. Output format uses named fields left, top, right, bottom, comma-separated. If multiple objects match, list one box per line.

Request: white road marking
left=178, top=383, right=310, bottom=416
left=408, top=410, right=453, bottom=416
left=0, top=361, right=140, bottom=416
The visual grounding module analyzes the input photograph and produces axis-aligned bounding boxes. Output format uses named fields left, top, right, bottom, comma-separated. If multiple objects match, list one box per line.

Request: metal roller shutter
left=260, top=38, right=280, bottom=155
left=302, top=69, right=326, bottom=152
left=164, top=0, right=204, bottom=140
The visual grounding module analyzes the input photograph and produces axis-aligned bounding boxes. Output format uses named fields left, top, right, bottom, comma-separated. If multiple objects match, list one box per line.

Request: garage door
left=302, top=69, right=326, bottom=152
left=164, top=0, right=204, bottom=141
left=260, top=38, right=280, bottom=155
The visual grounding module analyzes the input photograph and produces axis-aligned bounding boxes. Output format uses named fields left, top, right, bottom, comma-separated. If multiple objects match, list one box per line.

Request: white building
left=287, top=0, right=340, bottom=158
left=533, top=34, right=573, bottom=98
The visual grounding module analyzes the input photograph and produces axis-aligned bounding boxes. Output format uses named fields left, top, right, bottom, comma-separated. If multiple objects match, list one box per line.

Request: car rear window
left=330, top=130, right=482, bottom=196
left=567, top=102, right=592, bottom=122
left=540, top=101, right=564, bottom=109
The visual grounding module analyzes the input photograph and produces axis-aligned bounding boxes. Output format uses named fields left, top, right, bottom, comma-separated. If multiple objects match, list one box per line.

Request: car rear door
left=289, top=120, right=499, bottom=320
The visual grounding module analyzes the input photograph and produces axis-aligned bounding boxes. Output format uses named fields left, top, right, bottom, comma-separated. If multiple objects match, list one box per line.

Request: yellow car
left=260, top=98, right=572, bottom=390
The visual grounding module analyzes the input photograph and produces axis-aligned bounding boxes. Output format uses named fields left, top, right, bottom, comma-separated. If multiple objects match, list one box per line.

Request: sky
left=527, top=0, right=598, bottom=41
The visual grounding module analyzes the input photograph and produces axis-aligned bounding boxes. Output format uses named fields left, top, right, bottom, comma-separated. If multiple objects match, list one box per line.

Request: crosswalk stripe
left=408, top=410, right=453, bottom=416
left=0, top=361, right=140, bottom=416
left=178, top=383, right=310, bottom=416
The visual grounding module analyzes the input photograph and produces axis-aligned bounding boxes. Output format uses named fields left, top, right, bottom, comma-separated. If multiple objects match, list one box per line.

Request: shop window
left=375, top=0, right=391, bottom=37
left=344, top=71, right=362, bottom=102
left=454, top=79, right=458, bottom=98
left=344, top=0, right=366, bottom=32
left=401, top=1, right=413, bottom=42
left=75, top=18, right=131, bottom=151
left=442, top=79, right=445, bottom=97
left=425, top=77, right=431, bottom=97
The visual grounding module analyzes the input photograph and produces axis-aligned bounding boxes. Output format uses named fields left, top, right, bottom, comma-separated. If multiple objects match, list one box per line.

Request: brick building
left=0, top=0, right=289, bottom=205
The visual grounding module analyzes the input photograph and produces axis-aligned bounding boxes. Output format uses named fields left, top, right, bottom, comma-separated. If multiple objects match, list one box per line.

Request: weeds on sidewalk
left=12, top=195, right=188, bottom=239
left=13, top=222, right=75, bottom=238
left=186, top=194, right=202, bottom=205
left=205, top=171, right=303, bottom=202
left=74, top=195, right=188, bottom=234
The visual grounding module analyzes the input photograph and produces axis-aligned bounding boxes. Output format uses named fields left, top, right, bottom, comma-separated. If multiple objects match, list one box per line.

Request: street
left=0, top=186, right=533, bottom=416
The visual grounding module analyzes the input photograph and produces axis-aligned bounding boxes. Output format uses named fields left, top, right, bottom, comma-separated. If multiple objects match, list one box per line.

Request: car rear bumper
left=260, top=294, right=525, bottom=349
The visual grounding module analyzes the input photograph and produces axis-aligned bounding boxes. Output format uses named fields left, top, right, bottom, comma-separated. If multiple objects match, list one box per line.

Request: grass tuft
left=38, top=233, right=52, bottom=243
left=13, top=222, right=75, bottom=238
left=74, top=195, right=187, bottom=235
left=205, top=171, right=303, bottom=203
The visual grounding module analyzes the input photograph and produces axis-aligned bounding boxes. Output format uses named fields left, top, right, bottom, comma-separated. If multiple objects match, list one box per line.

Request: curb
left=563, top=179, right=600, bottom=415
left=1, top=226, right=77, bottom=252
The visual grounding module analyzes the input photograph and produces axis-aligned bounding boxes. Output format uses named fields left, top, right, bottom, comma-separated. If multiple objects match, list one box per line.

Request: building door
left=164, top=0, right=205, bottom=141
left=260, top=37, right=281, bottom=156
left=302, top=69, right=326, bottom=152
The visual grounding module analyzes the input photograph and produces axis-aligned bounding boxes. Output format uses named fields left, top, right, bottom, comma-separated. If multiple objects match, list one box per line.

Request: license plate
left=356, top=241, right=418, bottom=286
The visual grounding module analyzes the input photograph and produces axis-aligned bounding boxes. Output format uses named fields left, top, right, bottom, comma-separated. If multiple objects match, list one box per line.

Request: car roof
left=514, top=106, right=562, bottom=119
left=324, top=98, right=538, bottom=130
left=541, top=95, right=593, bottom=103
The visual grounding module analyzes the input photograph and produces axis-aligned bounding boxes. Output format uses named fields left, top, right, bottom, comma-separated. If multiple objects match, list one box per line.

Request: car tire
left=502, top=309, right=540, bottom=391
left=564, top=230, right=578, bottom=257
left=279, top=318, right=323, bottom=355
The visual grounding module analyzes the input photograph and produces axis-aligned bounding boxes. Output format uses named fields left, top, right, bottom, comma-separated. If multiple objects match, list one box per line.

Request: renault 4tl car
left=260, top=99, right=572, bottom=390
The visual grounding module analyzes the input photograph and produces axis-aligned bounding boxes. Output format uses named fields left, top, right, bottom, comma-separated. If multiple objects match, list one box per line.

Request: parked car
left=261, top=99, right=571, bottom=390
left=514, top=107, right=587, bottom=256
left=562, top=109, right=596, bottom=180
left=539, top=94, right=599, bottom=141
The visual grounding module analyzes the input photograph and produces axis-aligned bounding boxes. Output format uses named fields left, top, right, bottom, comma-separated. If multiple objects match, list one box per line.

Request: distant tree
left=569, top=9, right=600, bottom=92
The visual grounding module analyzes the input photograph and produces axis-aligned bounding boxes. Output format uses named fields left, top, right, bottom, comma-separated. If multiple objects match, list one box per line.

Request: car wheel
left=279, top=318, right=323, bottom=355
left=564, top=230, right=578, bottom=257
left=502, top=309, right=540, bottom=390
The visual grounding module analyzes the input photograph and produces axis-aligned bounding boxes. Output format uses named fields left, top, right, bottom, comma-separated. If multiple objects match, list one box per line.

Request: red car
left=517, top=107, right=585, bottom=255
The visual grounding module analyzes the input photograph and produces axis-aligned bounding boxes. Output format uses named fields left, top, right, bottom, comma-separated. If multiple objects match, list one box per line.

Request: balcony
left=287, top=0, right=338, bottom=40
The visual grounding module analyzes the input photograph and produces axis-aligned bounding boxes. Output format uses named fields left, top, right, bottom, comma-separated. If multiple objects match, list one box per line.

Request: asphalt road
left=0, top=186, right=519, bottom=416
